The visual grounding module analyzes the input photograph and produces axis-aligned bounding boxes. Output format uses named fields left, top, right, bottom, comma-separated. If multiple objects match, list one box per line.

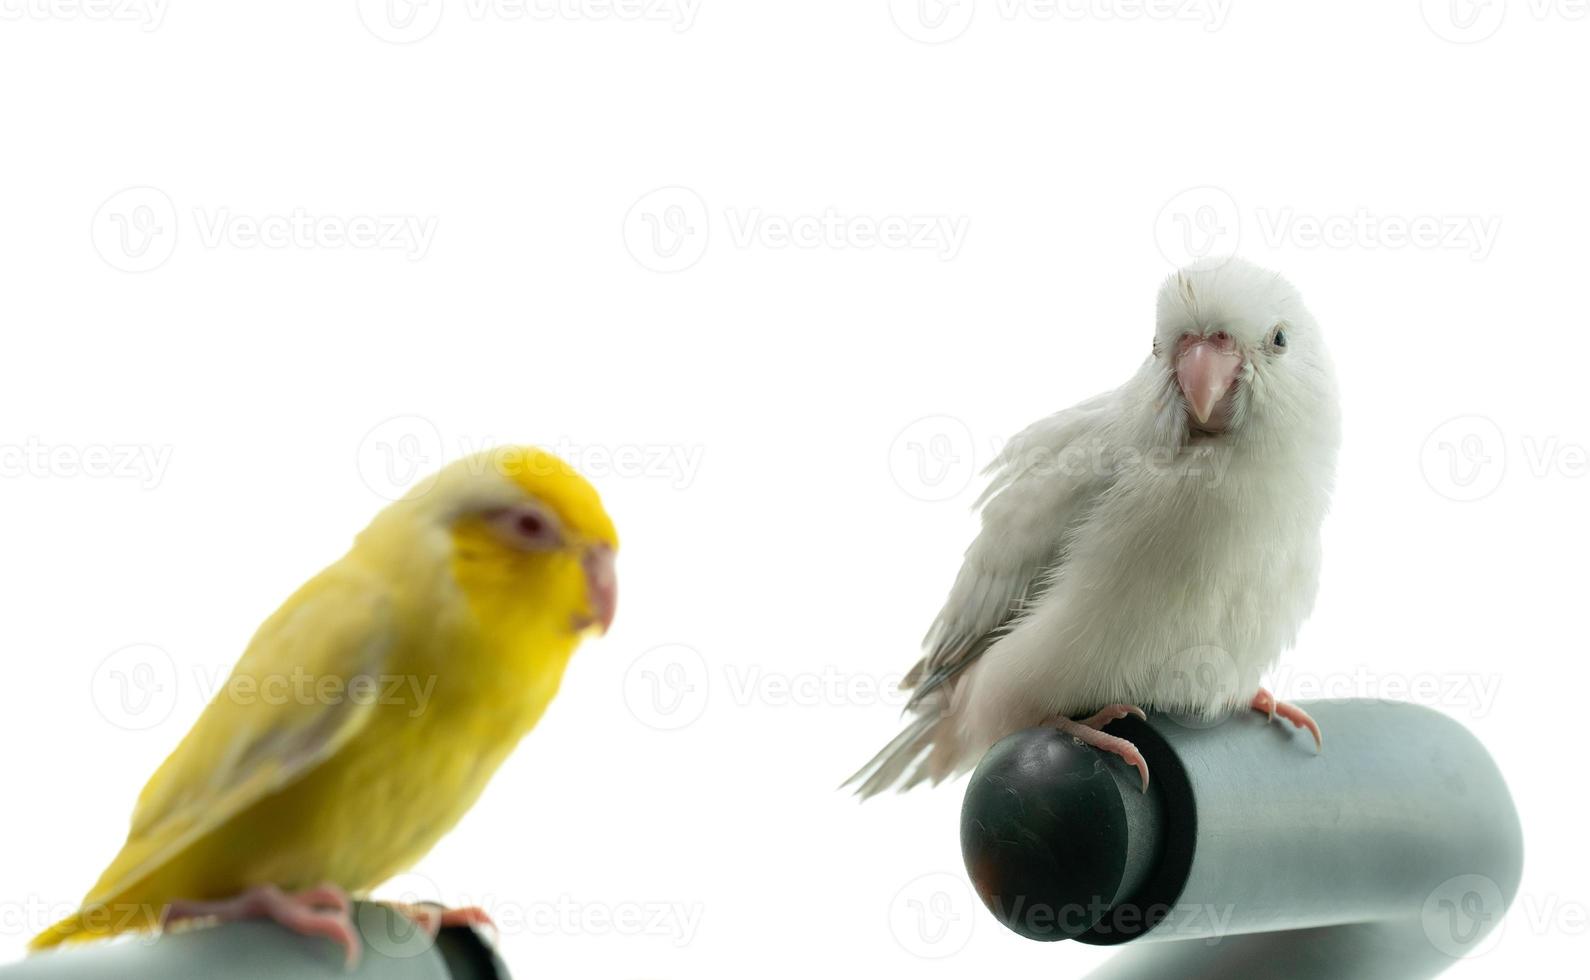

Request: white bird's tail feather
left=843, top=702, right=955, bottom=799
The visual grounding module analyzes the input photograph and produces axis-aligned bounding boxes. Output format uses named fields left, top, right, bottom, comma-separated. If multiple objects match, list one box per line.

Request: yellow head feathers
left=358, top=445, right=619, bottom=634
left=369, top=446, right=617, bottom=547
left=492, top=447, right=619, bottom=550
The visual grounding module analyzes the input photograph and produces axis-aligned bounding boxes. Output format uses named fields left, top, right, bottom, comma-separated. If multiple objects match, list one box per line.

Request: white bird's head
left=1152, top=258, right=1335, bottom=442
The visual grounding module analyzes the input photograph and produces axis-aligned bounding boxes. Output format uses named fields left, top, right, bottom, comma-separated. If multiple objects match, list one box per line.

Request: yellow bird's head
left=362, top=446, right=619, bottom=636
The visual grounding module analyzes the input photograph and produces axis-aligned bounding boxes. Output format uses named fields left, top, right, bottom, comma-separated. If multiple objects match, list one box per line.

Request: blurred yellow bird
left=30, top=447, right=618, bottom=965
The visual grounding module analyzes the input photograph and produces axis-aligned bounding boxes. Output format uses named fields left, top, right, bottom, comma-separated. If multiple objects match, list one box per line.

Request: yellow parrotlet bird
left=31, top=447, right=618, bottom=965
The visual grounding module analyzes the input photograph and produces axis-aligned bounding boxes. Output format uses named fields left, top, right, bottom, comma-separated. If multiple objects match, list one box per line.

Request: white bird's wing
left=902, top=393, right=1116, bottom=708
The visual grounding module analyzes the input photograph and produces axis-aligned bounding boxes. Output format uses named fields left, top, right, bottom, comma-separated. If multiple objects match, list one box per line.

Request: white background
left=1, top=2, right=1585, bottom=977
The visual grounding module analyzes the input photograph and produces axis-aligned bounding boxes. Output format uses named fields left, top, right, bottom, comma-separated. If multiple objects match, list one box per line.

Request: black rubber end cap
left=960, top=726, right=1139, bottom=942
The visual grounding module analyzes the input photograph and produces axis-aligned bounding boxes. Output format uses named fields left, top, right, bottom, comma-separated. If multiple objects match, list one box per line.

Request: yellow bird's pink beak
left=582, top=545, right=617, bottom=634
left=1176, top=333, right=1244, bottom=427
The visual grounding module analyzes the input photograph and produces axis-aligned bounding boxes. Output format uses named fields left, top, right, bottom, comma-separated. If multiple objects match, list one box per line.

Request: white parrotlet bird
left=849, top=258, right=1339, bottom=796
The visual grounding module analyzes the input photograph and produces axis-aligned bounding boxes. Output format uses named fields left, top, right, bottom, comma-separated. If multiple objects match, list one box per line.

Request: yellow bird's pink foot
left=1051, top=704, right=1150, bottom=791
left=1251, top=687, right=1322, bottom=750
left=394, top=902, right=497, bottom=938
left=161, top=883, right=359, bottom=969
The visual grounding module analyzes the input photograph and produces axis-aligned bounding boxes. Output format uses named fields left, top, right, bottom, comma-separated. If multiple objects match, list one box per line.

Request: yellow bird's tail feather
left=29, top=895, right=164, bottom=952
left=30, top=833, right=174, bottom=953
left=28, top=915, right=90, bottom=953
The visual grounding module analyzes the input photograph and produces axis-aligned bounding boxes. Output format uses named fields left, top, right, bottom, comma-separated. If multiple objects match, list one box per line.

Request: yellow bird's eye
left=489, top=505, right=565, bottom=551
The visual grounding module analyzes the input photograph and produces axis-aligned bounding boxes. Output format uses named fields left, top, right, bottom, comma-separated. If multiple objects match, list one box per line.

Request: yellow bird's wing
left=84, top=562, right=395, bottom=911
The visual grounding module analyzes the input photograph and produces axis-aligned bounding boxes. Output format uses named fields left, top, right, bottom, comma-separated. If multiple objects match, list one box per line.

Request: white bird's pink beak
left=1175, top=333, right=1244, bottom=427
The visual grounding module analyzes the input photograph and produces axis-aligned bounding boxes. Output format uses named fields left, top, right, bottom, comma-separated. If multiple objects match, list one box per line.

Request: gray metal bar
left=960, top=700, right=1523, bottom=979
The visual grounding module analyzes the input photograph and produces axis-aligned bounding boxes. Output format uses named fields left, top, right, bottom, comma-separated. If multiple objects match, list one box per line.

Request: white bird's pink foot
left=1251, top=687, right=1322, bottom=750
left=1051, top=704, right=1151, bottom=791
left=161, top=883, right=359, bottom=969
left=1077, top=703, right=1148, bottom=729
